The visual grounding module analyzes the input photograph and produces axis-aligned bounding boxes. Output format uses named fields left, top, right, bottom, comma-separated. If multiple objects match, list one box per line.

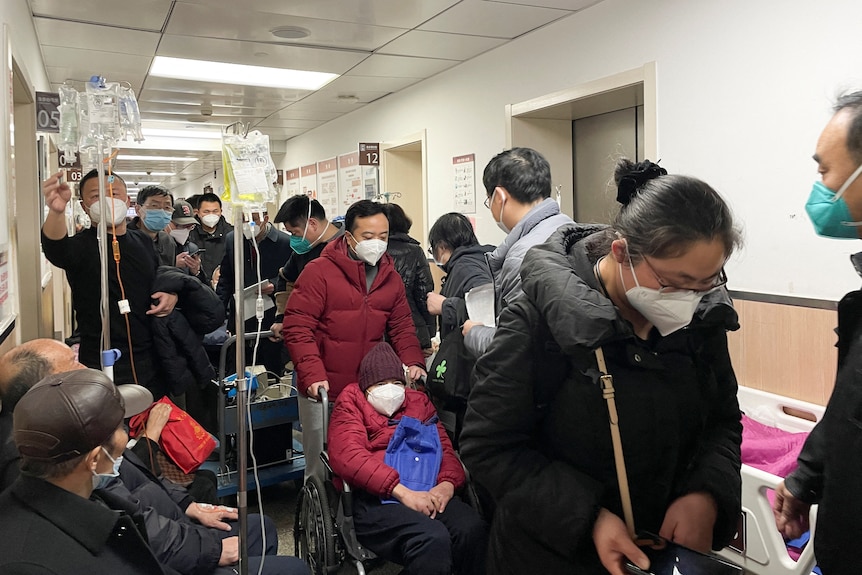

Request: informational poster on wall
left=338, top=152, right=363, bottom=215
left=363, top=166, right=379, bottom=201
left=284, top=168, right=300, bottom=198
left=317, top=158, right=338, bottom=216
left=453, top=153, right=476, bottom=213
left=301, top=163, right=317, bottom=198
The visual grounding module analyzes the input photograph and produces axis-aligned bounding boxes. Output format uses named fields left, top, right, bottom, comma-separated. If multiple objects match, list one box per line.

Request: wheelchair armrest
left=341, top=481, right=354, bottom=518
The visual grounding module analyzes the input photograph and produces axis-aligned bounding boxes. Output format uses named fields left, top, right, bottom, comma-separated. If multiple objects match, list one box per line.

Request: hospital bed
left=717, top=386, right=825, bottom=575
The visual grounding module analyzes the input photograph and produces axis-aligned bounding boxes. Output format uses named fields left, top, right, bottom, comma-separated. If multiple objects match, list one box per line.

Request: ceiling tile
left=175, top=0, right=460, bottom=29
left=324, top=75, right=424, bottom=94
left=347, top=54, right=458, bottom=78
left=43, top=45, right=151, bottom=88
left=488, top=0, right=601, bottom=9
left=253, top=118, right=325, bottom=129
left=29, top=0, right=173, bottom=31
left=266, top=109, right=344, bottom=122
left=33, top=18, right=160, bottom=56
left=419, top=0, right=570, bottom=38
left=156, top=34, right=369, bottom=74
left=137, top=111, right=266, bottom=126
left=377, top=30, right=507, bottom=60
left=279, top=97, right=370, bottom=114
left=167, top=3, right=407, bottom=52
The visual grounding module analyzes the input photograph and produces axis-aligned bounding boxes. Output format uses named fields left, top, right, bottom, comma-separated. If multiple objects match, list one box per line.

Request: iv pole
left=96, top=142, right=111, bottom=366
left=227, top=123, right=250, bottom=575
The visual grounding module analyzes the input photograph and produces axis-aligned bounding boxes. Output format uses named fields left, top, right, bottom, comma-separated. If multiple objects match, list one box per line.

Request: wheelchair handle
left=319, top=387, right=329, bottom=450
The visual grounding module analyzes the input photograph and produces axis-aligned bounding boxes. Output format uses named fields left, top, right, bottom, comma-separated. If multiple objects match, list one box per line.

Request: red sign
left=358, top=142, right=380, bottom=166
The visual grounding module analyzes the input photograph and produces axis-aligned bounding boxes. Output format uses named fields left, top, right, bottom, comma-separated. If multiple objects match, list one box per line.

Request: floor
left=239, top=480, right=402, bottom=575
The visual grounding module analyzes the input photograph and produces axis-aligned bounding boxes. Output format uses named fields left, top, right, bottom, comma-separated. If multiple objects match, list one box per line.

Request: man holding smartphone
left=215, top=209, right=292, bottom=376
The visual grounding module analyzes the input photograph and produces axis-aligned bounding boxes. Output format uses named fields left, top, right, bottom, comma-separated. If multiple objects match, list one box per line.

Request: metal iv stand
left=96, top=141, right=111, bottom=368
left=232, top=202, right=250, bottom=575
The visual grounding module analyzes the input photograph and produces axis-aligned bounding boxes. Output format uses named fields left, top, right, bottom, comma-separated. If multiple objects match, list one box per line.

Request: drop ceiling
left=28, top=0, right=602, bottom=192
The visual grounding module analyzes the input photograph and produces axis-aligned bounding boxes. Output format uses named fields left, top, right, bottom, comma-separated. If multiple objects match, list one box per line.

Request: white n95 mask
left=201, top=214, right=220, bottom=228
left=367, top=383, right=405, bottom=417
left=354, top=238, right=388, bottom=266
left=89, top=198, right=128, bottom=226
left=620, top=261, right=704, bottom=337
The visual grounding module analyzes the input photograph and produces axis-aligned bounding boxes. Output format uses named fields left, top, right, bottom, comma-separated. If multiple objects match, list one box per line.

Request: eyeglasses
left=641, top=256, right=728, bottom=293
left=427, top=245, right=434, bottom=255
left=483, top=195, right=493, bottom=209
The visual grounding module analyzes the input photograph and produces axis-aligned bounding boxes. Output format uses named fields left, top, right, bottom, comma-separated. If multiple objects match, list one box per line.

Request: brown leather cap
left=13, top=369, right=126, bottom=463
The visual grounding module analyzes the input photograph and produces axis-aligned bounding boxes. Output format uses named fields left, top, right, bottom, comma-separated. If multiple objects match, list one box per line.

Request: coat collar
left=12, top=475, right=124, bottom=555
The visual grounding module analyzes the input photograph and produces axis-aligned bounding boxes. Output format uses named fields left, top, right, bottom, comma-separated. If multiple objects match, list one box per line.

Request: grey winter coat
left=463, top=197, right=572, bottom=356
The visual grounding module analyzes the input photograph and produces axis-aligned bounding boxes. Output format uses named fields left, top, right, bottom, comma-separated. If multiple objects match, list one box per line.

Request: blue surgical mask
left=290, top=234, right=312, bottom=255
left=142, top=208, right=172, bottom=232
left=91, top=446, right=123, bottom=490
left=805, top=164, right=862, bottom=238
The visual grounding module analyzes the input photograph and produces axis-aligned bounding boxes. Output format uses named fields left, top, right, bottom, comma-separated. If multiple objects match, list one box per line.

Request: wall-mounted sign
left=58, top=153, right=82, bottom=183
left=358, top=142, right=380, bottom=166
left=35, top=91, right=60, bottom=133
left=453, top=153, right=476, bottom=213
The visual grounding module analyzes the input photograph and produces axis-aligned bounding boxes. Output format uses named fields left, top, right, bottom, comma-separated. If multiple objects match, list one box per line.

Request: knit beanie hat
left=359, top=342, right=406, bottom=391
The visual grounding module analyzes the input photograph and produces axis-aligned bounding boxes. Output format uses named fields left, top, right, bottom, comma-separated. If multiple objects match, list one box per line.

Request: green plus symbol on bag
left=435, top=360, right=447, bottom=379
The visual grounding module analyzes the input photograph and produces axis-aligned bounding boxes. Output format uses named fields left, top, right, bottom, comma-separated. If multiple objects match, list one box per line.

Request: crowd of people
left=1, top=90, right=861, bottom=574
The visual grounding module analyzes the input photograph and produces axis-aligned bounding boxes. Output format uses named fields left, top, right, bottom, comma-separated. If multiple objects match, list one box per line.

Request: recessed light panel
left=150, top=56, right=338, bottom=90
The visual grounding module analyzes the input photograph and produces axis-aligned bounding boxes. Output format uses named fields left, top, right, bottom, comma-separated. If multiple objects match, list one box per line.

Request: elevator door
left=573, top=106, right=644, bottom=224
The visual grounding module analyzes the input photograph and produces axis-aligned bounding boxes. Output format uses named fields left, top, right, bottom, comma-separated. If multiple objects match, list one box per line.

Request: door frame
left=504, top=62, right=657, bottom=218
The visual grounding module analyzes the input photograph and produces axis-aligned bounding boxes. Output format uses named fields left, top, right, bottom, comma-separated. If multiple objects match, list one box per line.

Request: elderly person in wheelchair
left=328, top=342, right=487, bottom=575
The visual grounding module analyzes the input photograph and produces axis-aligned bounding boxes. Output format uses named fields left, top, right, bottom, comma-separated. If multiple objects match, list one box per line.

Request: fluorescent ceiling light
left=116, top=171, right=175, bottom=177
left=150, top=56, right=338, bottom=91
left=125, top=181, right=161, bottom=186
left=117, top=154, right=199, bottom=162
left=142, top=128, right=223, bottom=139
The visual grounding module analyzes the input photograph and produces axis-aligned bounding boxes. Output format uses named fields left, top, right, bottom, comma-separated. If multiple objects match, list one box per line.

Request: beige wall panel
left=728, top=299, right=837, bottom=406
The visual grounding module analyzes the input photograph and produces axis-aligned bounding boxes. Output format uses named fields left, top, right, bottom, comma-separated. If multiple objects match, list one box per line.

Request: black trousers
left=214, top=513, right=309, bottom=575
left=353, top=491, right=487, bottom=575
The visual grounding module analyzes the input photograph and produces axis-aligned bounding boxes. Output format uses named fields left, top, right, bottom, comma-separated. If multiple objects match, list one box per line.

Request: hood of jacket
left=487, top=197, right=562, bottom=273
left=388, top=232, right=419, bottom=246
left=442, top=243, right=495, bottom=275
left=520, top=223, right=739, bottom=355
left=321, top=234, right=393, bottom=293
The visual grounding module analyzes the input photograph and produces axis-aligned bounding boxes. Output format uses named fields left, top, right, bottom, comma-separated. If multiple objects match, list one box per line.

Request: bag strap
left=595, top=346, right=636, bottom=539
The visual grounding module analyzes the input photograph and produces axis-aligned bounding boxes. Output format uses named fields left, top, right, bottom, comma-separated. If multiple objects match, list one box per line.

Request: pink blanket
left=741, top=414, right=810, bottom=478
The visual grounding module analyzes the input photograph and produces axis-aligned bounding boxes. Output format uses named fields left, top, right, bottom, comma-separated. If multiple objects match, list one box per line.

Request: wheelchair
left=294, top=388, right=378, bottom=575
left=293, top=384, right=488, bottom=575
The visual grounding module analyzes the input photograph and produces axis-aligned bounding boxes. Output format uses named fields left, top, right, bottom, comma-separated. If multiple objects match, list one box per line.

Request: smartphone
left=624, top=533, right=743, bottom=575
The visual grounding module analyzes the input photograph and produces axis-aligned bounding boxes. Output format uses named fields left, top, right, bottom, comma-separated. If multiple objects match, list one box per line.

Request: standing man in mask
left=216, top=209, right=293, bottom=376
left=284, top=200, right=426, bottom=479
left=190, top=192, right=233, bottom=283
left=128, top=185, right=176, bottom=267
left=773, top=91, right=862, bottom=575
left=462, top=148, right=573, bottom=358
left=269, top=195, right=344, bottom=342
left=41, top=169, right=177, bottom=394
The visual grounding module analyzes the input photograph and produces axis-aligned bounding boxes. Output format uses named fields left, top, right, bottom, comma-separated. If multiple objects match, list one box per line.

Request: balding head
left=0, top=339, right=83, bottom=411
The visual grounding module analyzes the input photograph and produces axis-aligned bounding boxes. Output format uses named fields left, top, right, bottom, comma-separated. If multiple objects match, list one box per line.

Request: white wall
left=1, top=0, right=49, bottom=92
left=282, top=0, right=862, bottom=301
left=170, top=167, right=223, bottom=201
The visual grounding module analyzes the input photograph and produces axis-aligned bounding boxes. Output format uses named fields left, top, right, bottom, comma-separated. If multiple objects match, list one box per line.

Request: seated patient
left=328, top=342, right=487, bottom=575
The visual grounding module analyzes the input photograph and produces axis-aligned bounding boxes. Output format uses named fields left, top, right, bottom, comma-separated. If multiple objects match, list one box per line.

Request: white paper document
left=236, top=280, right=274, bottom=321
left=464, top=283, right=496, bottom=327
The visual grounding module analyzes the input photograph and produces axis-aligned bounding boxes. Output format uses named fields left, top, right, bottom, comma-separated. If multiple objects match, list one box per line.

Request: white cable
left=248, top=224, right=266, bottom=575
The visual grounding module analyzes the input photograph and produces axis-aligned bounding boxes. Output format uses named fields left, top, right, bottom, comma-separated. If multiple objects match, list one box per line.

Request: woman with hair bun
left=460, top=159, right=744, bottom=574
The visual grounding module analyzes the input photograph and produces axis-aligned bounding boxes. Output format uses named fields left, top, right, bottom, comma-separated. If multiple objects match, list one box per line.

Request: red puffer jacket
left=283, top=236, right=425, bottom=398
left=328, top=384, right=465, bottom=498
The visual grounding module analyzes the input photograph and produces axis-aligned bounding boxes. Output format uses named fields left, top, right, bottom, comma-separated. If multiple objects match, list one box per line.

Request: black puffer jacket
left=151, top=267, right=225, bottom=396
left=438, top=243, right=495, bottom=339
left=386, top=232, right=436, bottom=348
left=460, top=224, right=742, bottom=574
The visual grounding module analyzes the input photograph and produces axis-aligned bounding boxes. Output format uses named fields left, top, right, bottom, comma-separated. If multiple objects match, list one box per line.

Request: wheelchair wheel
left=295, top=475, right=338, bottom=574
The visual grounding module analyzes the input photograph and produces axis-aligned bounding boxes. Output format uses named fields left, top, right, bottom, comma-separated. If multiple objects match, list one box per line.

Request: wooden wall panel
left=727, top=299, right=837, bottom=406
